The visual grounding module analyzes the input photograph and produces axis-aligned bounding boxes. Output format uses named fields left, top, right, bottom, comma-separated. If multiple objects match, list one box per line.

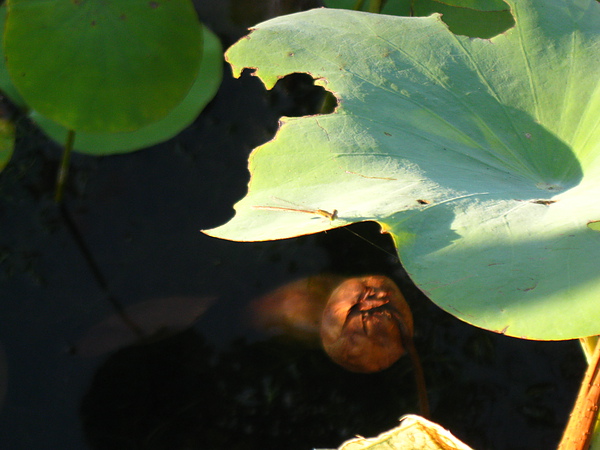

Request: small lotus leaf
left=4, top=0, right=203, bottom=133
left=30, top=26, right=222, bottom=155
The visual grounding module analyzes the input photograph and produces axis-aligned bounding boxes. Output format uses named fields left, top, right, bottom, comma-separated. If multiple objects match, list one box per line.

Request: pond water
left=0, top=1, right=586, bottom=449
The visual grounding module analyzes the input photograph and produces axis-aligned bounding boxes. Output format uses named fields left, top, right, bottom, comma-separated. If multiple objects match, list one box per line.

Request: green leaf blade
left=30, top=26, right=222, bottom=155
left=207, top=1, right=600, bottom=340
left=4, top=0, right=203, bottom=133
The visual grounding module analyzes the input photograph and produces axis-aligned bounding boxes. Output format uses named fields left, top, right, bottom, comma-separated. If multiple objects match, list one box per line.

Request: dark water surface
left=0, top=1, right=586, bottom=449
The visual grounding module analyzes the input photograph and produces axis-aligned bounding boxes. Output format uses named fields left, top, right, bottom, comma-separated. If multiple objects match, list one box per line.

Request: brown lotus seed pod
left=320, top=275, right=414, bottom=373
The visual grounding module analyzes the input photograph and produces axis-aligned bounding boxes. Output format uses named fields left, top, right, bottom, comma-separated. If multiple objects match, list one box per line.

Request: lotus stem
left=59, top=203, right=145, bottom=339
left=353, top=0, right=365, bottom=10
left=396, top=315, right=430, bottom=418
left=54, top=129, right=75, bottom=203
left=559, top=336, right=600, bottom=450
left=368, top=0, right=382, bottom=13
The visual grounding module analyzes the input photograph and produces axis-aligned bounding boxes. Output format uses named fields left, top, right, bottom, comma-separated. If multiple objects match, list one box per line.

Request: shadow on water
left=80, top=330, right=419, bottom=450
left=0, top=1, right=589, bottom=449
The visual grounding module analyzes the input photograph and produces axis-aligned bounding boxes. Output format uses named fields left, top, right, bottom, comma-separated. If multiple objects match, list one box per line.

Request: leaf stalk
left=559, top=337, right=600, bottom=450
left=54, top=129, right=75, bottom=203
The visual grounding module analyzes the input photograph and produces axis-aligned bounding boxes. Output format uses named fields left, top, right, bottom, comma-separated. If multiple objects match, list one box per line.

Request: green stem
left=54, top=129, right=75, bottom=203
left=353, top=0, right=366, bottom=10
left=368, top=0, right=382, bottom=13
left=54, top=130, right=145, bottom=340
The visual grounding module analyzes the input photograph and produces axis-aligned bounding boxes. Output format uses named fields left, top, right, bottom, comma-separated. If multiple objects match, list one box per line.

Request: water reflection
left=74, top=296, right=215, bottom=357
left=251, top=274, right=414, bottom=373
left=0, top=342, right=7, bottom=414
left=321, top=275, right=413, bottom=374
left=80, top=329, right=417, bottom=450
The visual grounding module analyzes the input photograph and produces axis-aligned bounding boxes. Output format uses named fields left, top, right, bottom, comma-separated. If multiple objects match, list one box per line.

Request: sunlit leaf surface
left=205, top=0, right=600, bottom=340
left=333, top=415, right=473, bottom=450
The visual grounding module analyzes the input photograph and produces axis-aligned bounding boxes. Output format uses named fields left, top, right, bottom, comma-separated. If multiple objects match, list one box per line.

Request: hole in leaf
left=318, top=221, right=400, bottom=275
left=587, top=221, right=600, bottom=232
left=413, top=0, right=514, bottom=39
left=270, top=73, right=338, bottom=117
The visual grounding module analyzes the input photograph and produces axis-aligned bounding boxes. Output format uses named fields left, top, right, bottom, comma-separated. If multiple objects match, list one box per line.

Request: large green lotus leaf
left=29, top=26, right=222, bottom=155
left=3, top=0, right=202, bottom=133
left=205, top=0, right=600, bottom=340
